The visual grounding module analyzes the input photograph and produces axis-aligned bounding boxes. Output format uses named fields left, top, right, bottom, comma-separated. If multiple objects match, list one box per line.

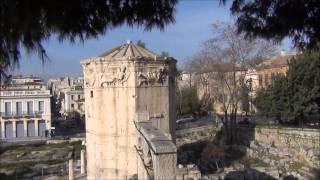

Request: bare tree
left=137, top=40, right=146, bottom=48
left=185, top=22, right=276, bottom=144
left=160, top=51, right=170, bottom=57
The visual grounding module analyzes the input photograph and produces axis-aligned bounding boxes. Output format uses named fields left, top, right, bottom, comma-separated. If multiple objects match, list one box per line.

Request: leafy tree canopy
left=0, top=0, right=177, bottom=70
left=229, top=0, right=320, bottom=50
left=176, top=85, right=201, bottom=116
left=287, top=51, right=320, bottom=119
left=255, top=51, right=320, bottom=124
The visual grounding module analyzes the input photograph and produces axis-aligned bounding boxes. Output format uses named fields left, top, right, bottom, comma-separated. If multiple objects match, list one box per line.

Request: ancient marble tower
left=81, top=41, right=177, bottom=179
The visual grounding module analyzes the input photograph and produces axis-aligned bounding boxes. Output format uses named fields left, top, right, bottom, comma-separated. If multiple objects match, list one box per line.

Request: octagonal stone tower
left=81, top=41, right=176, bottom=179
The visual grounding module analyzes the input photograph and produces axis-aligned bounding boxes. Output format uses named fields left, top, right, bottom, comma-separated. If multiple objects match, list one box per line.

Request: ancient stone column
left=34, top=120, right=39, bottom=136
left=68, top=159, right=74, bottom=180
left=23, top=119, right=28, bottom=137
left=80, top=149, right=86, bottom=174
left=12, top=121, right=16, bottom=138
left=0, top=121, right=4, bottom=138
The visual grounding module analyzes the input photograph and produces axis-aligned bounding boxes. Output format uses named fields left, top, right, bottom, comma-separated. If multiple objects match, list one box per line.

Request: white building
left=47, top=77, right=84, bottom=118
left=64, top=85, right=85, bottom=115
left=0, top=76, right=52, bottom=139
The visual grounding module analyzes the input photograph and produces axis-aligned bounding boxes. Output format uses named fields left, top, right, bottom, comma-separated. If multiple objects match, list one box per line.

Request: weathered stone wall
left=248, top=127, right=320, bottom=167
left=177, top=124, right=319, bottom=179
left=176, top=125, right=220, bottom=147
left=136, top=121, right=177, bottom=180
left=176, top=165, right=201, bottom=180
left=233, top=126, right=320, bottom=178
left=178, top=124, right=319, bottom=158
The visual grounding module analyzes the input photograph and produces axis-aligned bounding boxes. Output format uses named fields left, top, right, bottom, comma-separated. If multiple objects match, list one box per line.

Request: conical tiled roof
left=98, top=40, right=159, bottom=60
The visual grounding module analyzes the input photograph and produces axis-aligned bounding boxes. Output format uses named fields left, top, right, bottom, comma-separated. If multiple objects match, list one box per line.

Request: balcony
left=0, top=111, right=43, bottom=119
left=0, top=90, right=50, bottom=97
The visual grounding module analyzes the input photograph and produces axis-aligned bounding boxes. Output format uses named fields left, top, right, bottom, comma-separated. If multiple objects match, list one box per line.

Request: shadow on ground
left=224, top=168, right=277, bottom=180
left=177, top=123, right=256, bottom=174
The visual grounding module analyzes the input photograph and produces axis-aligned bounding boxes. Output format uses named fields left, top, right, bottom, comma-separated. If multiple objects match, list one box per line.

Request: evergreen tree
left=287, top=51, right=320, bottom=124
left=176, top=86, right=201, bottom=116
left=255, top=51, right=320, bottom=125
left=228, top=0, right=320, bottom=49
left=0, top=0, right=177, bottom=72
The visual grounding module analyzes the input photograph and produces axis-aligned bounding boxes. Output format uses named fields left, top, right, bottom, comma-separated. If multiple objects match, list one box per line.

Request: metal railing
left=0, top=111, right=43, bottom=118
left=0, top=90, right=50, bottom=96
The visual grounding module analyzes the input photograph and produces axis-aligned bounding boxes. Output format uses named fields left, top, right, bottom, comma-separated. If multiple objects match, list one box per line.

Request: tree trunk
left=224, top=111, right=229, bottom=144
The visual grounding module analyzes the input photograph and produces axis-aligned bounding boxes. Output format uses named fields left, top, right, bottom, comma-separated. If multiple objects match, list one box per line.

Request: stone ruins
left=81, top=40, right=177, bottom=179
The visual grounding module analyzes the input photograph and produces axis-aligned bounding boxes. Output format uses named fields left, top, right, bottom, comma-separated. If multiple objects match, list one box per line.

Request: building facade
left=0, top=76, right=51, bottom=139
left=243, top=51, right=298, bottom=113
left=64, top=86, right=85, bottom=115
left=47, top=77, right=84, bottom=118
left=179, top=64, right=247, bottom=115
left=245, top=51, right=298, bottom=96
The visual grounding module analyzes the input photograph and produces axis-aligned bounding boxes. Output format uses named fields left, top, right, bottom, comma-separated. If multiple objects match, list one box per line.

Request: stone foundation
left=244, top=127, right=320, bottom=167
left=178, top=124, right=320, bottom=179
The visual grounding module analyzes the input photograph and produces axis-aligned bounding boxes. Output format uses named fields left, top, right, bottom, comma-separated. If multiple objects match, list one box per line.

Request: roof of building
left=256, top=52, right=297, bottom=70
left=98, top=40, right=160, bottom=60
left=12, top=75, right=41, bottom=79
left=211, top=63, right=246, bottom=72
left=195, top=63, right=246, bottom=74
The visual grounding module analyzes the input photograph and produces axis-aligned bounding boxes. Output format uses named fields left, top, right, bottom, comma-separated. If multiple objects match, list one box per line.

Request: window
left=258, top=75, right=263, bottom=86
left=78, top=104, right=81, bottom=110
left=71, top=95, right=74, bottom=100
left=5, top=102, right=11, bottom=116
left=27, top=101, right=33, bottom=115
left=16, top=102, right=22, bottom=115
left=90, top=91, right=93, bottom=98
left=71, top=104, right=74, bottom=109
left=264, top=74, right=269, bottom=86
left=39, top=101, right=44, bottom=113
left=78, top=95, right=81, bottom=99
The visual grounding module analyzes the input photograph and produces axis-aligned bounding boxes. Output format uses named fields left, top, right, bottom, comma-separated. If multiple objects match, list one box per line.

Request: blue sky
left=16, top=1, right=292, bottom=78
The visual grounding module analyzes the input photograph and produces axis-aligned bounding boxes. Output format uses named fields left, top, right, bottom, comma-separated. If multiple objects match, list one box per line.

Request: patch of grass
left=0, top=166, right=33, bottom=180
left=0, top=141, right=83, bottom=179
left=70, top=141, right=83, bottom=159
left=0, top=141, right=82, bottom=169
left=240, top=156, right=269, bottom=168
left=1, top=141, right=82, bottom=156
left=0, top=159, right=65, bottom=170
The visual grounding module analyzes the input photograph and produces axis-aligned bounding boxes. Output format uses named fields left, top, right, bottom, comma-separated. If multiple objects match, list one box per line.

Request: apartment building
left=0, top=76, right=51, bottom=139
left=48, top=77, right=84, bottom=118
left=245, top=50, right=298, bottom=94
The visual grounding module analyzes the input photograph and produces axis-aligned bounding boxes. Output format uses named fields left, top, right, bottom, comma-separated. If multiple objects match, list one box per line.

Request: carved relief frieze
left=138, top=68, right=168, bottom=86
left=84, top=65, right=96, bottom=88
left=100, top=66, right=130, bottom=87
